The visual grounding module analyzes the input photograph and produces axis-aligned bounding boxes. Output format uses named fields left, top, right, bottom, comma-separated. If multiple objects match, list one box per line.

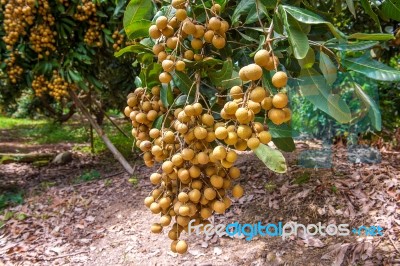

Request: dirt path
left=0, top=143, right=399, bottom=265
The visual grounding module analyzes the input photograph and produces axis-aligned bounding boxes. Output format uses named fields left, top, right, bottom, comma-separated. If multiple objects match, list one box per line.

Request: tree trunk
left=69, top=90, right=134, bottom=175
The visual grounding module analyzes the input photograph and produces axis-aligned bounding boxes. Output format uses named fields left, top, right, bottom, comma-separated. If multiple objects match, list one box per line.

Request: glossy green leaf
left=268, top=122, right=293, bottom=138
left=381, top=0, right=400, bottom=21
left=298, top=68, right=352, bottom=123
left=208, top=59, right=233, bottom=86
left=254, top=144, right=287, bottom=173
left=114, top=44, right=152, bottom=57
left=123, top=0, right=153, bottom=29
left=298, top=48, right=315, bottom=69
left=345, top=0, right=356, bottom=18
left=319, top=51, right=337, bottom=85
left=280, top=7, right=309, bottom=59
left=153, top=114, right=164, bottom=129
left=281, top=5, right=344, bottom=40
left=161, top=84, right=174, bottom=108
left=353, top=83, right=382, bottom=131
left=172, top=71, right=194, bottom=95
left=342, top=55, right=400, bottom=81
left=125, top=19, right=152, bottom=40
left=231, top=0, right=255, bottom=25
left=360, top=0, right=381, bottom=31
left=272, top=137, right=296, bottom=152
left=326, top=41, right=378, bottom=51
left=348, top=33, right=394, bottom=41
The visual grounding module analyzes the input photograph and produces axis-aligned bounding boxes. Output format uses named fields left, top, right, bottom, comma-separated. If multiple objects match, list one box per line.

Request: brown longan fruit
left=159, top=72, right=172, bottom=83
left=156, top=16, right=168, bottom=30
left=152, top=43, right=164, bottom=55
left=215, top=126, right=228, bottom=140
left=248, top=100, right=261, bottom=114
left=150, top=173, right=162, bottom=185
left=183, top=20, right=196, bottom=35
left=184, top=50, right=194, bottom=60
left=212, top=35, right=225, bottom=49
left=149, top=25, right=161, bottom=39
left=181, top=148, right=195, bottom=160
left=219, top=21, right=229, bottom=33
left=204, top=187, right=217, bottom=200
left=244, top=64, right=263, bottom=81
left=232, top=184, right=244, bottom=198
left=224, top=101, right=238, bottom=115
left=162, top=25, right=175, bottom=37
left=230, top=86, right=243, bottom=99
left=169, top=17, right=180, bottom=29
left=168, top=229, right=180, bottom=240
left=150, top=202, right=161, bottom=214
left=201, top=113, right=214, bottom=126
left=239, top=67, right=249, bottom=81
left=162, top=59, right=175, bottom=72
left=226, top=150, right=238, bottom=163
left=189, top=189, right=201, bottom=203
left=229, top=167, right=240, bottom=179
left=184, top=104, right=195, bottom=116
left=151, top=223, right=163, bottom=233
left=194, top=126, right=208, bottom=139
left=261, top=97, right=273, bottom=110
left=265, top=55, right=280, bottom=71
left=172, top=153, right=184, bottom=166
left=162, top=160, right=174, bottom=174
left=191, top=38, right=203, bottom=50
left=272, top=93, right=288, bottom=108
left=166, top=37, right=178, bottom=49
left=210, top=175, right=224, bottom=188
left=193, top=25, right=205, bottom=38
left=204, top=30, right=215, bottom=43
left=235, top=107, right=248, bottom=122
left=268, top=108, right=286, bottom=125
left=247, top=137, right=260, bottom=150
left=194, top=54, right=203, bottom=61
left=213, top=201, right=226, bottom=214
left=250, top=86, right=267, bottom=103
left=213, top=146, right=227, bottom=160
left=144, top=196, right=154, bottom=207
left=208, top=17, right=221, bottom=31
left=175, top=9, right=187, bottom=21
left=258, top=131, right=272, bottom=144
left=171, top=0, right=185, bottom=9
left=272, top=71, right=288, bottom=88
left=160, top=215, right=172, bottom=226
left=197, top=152, right=209, bottom=164
left=211, top=3, right=221, bottom=14
left=159, top=197, right=172, bottom=209
left=157, top=51, right=168, bottom=62
left=175, top=60, right=186, bottom=71
left=282, top=107, right=292, bottom=122
left=254, top=49, right=270, bottom=67
left=200, top=207, right=212, bottom=219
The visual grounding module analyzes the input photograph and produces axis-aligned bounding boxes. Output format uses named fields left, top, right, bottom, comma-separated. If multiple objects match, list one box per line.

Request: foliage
left=0, top=191, right=23, bottom=211
left=74, top=169, right=101, bottom=183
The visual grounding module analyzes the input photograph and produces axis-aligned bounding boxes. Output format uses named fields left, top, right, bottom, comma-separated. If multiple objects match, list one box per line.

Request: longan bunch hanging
left=32, top=75, right=49, bottom=97
left=74, top=0, right=96, bottom=21
left=112, top=30, right=125, bottom=51
left=147, top=1, right=230, bottom=84
left=4, top=52, right=24, bottom=84
left=84, top=18, right=105, bottom=47
left=32, top=71, right=72, bottom=101
left=2, top=0, right=36, bottom=50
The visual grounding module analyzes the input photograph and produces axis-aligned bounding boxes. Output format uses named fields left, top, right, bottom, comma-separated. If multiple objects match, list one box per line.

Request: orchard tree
left=120, top=0, right=400, bottom=254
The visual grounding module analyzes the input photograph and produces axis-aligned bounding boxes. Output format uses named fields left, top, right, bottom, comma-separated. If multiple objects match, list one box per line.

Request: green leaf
left=68, top=70, right=83, bottom=83
left=114, top=44, right=152, bottom=57
left=348, top=33, right=394, bottom=41
left=175, top=95, right=190, bottom=106
left=220, top=70, right=243, bottom=89
left=381, top=0, right=400, bottom=21
left=268, top=122, right=293, bottom=138
left=281, top=5, right=345, bottom=40
left=342, top=55, right=400, bottom=81
left=172, top=71, right=194, bottom=95
left=298, top=48, right=315, bottom=69
left=353, top=83, right=382, bottom=131
left=134, top=76, right=142, bottom=87
left=14, top=213, right=28, bottom=221
left=123, top=0, right=153, bottom=29
left=145, top=63, right=162, bottom=88
left=280, top=7, right=309, bottom=59
left=153, top=114, right=164, bottom=130
left=319, top=51, right=337, bottom=85
left=208, top=59, right=233, bottom=86
left=161, top=84, right=174, bottom=108
left=360, top=0, right=381, bottom=31
left=231, top=0, right=255, bottom=25
left=125, top=19, right=152, bottom=40
left=326, top=41, right=378, bottom=51
left=345, top=0, right=356, bottom=18
left=254, top=144, right=287, bottom=173
left=298, top=68, right=352, bottom=123
left=272, top=137, right=296, bottom=152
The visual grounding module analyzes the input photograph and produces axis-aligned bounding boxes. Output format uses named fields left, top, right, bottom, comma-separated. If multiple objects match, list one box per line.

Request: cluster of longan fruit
left=32, top=71, right=70, bottom=101
left=4, top=52, right=23, bottom=84
left=2, top=0, right=36, bottom=50
left=74, top=0, right=96, bottom=21
left=29, top=24, right=57, bottom=58
left=111, top=30, right=125, bottom=51
left=147, top=1, right=229, bottom=84
left=84, top=18, right=105, bottom=47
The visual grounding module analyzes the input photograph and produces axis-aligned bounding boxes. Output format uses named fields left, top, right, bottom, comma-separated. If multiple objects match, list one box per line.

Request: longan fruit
left=192, top=180, right=203, bottom=190
left=183, top=20, right=196, bottom=35
left=250, top=86, right=267, bottom=103
left=175, top=60, right=185, bottom=71
left=272, top=93, right=288, bottom=108
left=168, top=229, right=180, bottom=240
left=211, top=3, right=221, bottom=14
left=149, top=25, right=161, bottom=39
left=272, top=71, right=288, bottom=88
left=149, top=128, right=160, bottom=139
left=175, top=9, right=187, bottom=21
left=215, top=126, right=228, bottom=140
left=213, top=201, right=226, bottom=214
left=162, top=160, right=174, bottom=174
left=189, top=165, right=201, bottom=178
left=191, top=38, right=203, bottom=50
left=152, top=43, right=164, bottom=55
left=225, top=131, right=238, bottom=145
left=213, top=146, right=227, bottom=160
left=204, top=30, right=215, bottom=43
left=210, top=175, right=224, bottom=189
left=248, top=100, right=261, bottom=114
left=171, top=0, right=185, bottom=9
left=232, top=184, right=244, bottom=198
left=159, top=197, right=172, bottom=209
left=144, top=196, right=154, bottom=207
left=162, top=25, right=174, bottom=37
left=188, top=189, right=201, bottom=202
left=254, top=49, right=270, bottom=67
left=258, top=131, right=272, bottom=144
left=229, top=167, right=240, bottom=179
left=179, top=205, right=190, bottom=216
left=184, top=104, right=195, bottom=116
left=239, top=67, right=249, bottom=81
left=150, top=202, right=161, bottom=214
left=268, top=108, right=286, bottom=125
left=194, top=126, right=208, bottom=139
left=212, top=35, right=226, bottom=49
left=265, top=55, right=280, bottom=71
left=169, top=17, right=180, bottom=28
left=197, top=152, right=209, bottom=164
left=162, top=59, right=175, bottom=72
left=200, top=208, right=212, bottom=219
left=230, top=86, right=243, bottom=99
left=163, top=130, right=175, bottom=143
left=151, top=223, right=163, bottom=233
left=150, top=173, right=162, bottom=185
left=261, top=97, right=273, bottom=110
left=172, top=153, right=184, bottom=166
left=184, top=50, right=194, bottom=60
left=159, top=72, right=172, bottom=83
left=224, top=101, right=238, bottom=115
left=160, top=215, right=172, bottom=226
left=193, top=25, right=205, bottom=38
left=206, top=131, right=216, bottom=142
left=204, top=187, right=217, bottom=200
left=166, top=37, right=178, bottom=49
left=244, top=64, right=263, bottom=81
left=226, top=150, right=238, bottom=163
left=247, top=137, right=260, bottom=150
left=201, top=113, right=214, bottom=126
left=193, top=102, right=203, bottom=115
left=157, top=51, right=168, bottom=62
left=178, top=168, right=190, bottom=181
left=282, top=107, right=292, bottom=122
left=156, top=16, right=168, bottom=30
left=194, top=54, right=203, bottom=61
left=208, top=17, right=221, bottom=31
left=219, top=21, right=229, bottom=33
left=235, top=107, right=248, bottom=122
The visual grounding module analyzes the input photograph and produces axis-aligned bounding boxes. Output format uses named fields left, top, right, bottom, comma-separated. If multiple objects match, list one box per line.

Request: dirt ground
left=0, top=139, right=399, bottom=265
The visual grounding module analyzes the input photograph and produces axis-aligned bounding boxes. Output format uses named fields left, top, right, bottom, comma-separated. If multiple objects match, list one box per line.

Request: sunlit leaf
left=254, top=144, right=287, bottom=173
left=319, top=51, right=337, bottom=85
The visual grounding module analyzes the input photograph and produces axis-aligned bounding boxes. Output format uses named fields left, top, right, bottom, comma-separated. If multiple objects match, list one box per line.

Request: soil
left=0, top=138, right=399, bottom=265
